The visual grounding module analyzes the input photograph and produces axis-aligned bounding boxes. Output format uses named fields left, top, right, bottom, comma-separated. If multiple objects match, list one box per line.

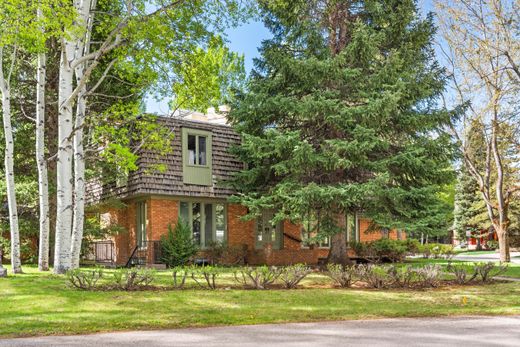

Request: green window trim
left=179, top=200, right=227, bottom=248
left=182, top=127, right=212, bottom=186
left=136, top=201, right=147, bottom=249
left=255, top=210, right=284, bottom=250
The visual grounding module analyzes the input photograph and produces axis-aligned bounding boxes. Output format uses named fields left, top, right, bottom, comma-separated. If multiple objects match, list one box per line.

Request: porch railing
left=126, top=240, right=163, bottom=267
left=85, top=241, right=115, bottom=264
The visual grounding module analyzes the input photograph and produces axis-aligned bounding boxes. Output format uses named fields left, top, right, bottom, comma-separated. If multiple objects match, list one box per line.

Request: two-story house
left=88, top=110, right=404, bottom=267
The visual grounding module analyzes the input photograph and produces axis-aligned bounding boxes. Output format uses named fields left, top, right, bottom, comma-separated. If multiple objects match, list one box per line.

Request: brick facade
left=107, top=198, right=404, bottom=266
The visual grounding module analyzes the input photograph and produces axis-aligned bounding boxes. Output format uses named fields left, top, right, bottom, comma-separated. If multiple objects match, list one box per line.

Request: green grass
left=405, top=258, right=520, bottom=279
left=457, top=250, right=497, bottom=255
left=1, top=265, right=520, bottom=338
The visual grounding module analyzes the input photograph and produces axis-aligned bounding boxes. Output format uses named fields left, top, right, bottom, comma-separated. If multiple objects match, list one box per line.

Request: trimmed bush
left=233, top=266, right=281, bottom=289
left=190, top=266, right=221, bottom=290
left=111, top=268, right=156, bottom=290
left=326, top=264, right=357, bottom=288
left=160, top=221, right=199, bottom=267
left=279, top=264, right=312, bottom=289
left=66, top=268, right=103, bottom=290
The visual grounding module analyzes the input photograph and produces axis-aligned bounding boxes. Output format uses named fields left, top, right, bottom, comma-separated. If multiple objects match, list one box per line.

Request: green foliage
left=160, top=221, right=199, bottom=267
left=233, top=266, right=282, bottom=289
left=418, top=243, right=454, bottom=259
left=189, top=265, right=221, bottom=290
left=66, top=267, right=104, bottom=290
left=486, top=240, right=499, bottom=250
left=228, top=0, right=455, bottom=249
left=278, top=264, right=312, bottom=289
left=326, top=264, right=357, bottom=288
left=110, top=268, right=156, bottom=290
left=350, top=239, right=410, bottom=263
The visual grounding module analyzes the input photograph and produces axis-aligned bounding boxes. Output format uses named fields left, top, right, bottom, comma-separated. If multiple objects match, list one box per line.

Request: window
left=347, top=213, right=359, bottom=243
left=255, top=210, right=283, bottom=250
left=301, top=229, right=330, bottom=248
left=179, top=201, right=226, bottom=247
left=187, top=134, right=207, bottom=166
left=182, top=128, right=212, bottom=185
left=136, top=201, right=147, bottom=248
left=300, top=212, right=330, bottom=248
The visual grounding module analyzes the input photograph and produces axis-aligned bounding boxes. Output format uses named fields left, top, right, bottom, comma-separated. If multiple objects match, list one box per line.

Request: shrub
left=486, top=240, right=499, bottom=250
left=111, top=268, right=155, bottom=290
left=446, top=262, right=478, bottom=285
left=415, top=264, right=442, bottom=287
left=160, top=221, right=199, bottom=267
left=370, top=239, right=408, bottom=262
left=278, top=264, right=312, bottom=289
left=326, top=264, right=357, bottom=288
left=404, top=239, right=421, bottom=254
left=66, top=268, right=103, bottom=290
left=190, top=265, right=221, bottom=289
left=233, top=266, right=281, bottom=289
left=474, top=262, right=508, bottom=282
left=172, top=266, right=189, bottom=289
left=358, top=264, right=390, bottom=288
left=351, top=239, right=408, bottom=263
left=387, top=265, right=417, bottom=288
left=206, top=241, right=247, bottom=265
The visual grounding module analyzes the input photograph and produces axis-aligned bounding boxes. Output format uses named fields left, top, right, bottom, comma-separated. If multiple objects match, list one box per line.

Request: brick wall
left=107, top=199, right=406, bottom=266
left=148, top=198, right=179, bottom=240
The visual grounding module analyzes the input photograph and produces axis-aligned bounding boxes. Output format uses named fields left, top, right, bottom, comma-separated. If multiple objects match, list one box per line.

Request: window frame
left=255, top=209, right=284, bottom=250
left=182, top=127, right=212, bottom=186
left=178, top=200, right=227, bottom=248
left=136, top=201, right=147, bottom=249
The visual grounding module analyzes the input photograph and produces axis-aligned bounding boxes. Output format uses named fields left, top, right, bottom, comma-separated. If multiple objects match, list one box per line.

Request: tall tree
left=229, top=0, right=453, bottom=264
left=51, top=0, right=251, bottom=273
left=437, top=0, right=520, bottom=262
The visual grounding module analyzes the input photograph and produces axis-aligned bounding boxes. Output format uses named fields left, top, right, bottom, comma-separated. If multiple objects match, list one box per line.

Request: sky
left=145, top=0, right=436, bottom=114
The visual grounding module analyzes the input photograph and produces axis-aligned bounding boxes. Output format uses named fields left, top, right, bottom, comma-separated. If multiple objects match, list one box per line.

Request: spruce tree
left=229, top=0, right=454, bottom=264
left=453, top=163, right=483, bottom=242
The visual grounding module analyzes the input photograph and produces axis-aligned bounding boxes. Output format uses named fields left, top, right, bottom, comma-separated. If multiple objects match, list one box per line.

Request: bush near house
left=350, top=239, right=410, bottom=263
left=160, top=221, right=199, bottom=267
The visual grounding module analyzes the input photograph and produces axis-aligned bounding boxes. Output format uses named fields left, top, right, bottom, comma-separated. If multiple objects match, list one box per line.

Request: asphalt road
left=2, top=315, right=519, bottom=347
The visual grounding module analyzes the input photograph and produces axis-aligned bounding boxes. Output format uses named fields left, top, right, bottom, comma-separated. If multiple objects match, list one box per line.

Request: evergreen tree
left=229, top=0, right=454, bottom=264
left=453, top=163, right=483, bottom=241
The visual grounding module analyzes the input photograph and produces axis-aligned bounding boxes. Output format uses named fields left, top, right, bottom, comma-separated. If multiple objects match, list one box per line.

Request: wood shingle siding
left=87, top=116, right=243, bottom=203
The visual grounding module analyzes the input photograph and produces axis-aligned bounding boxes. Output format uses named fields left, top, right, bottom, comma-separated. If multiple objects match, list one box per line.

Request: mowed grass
left=1, top=265, right=520, bottom=338
left=405, top=258, right=520, bottom=279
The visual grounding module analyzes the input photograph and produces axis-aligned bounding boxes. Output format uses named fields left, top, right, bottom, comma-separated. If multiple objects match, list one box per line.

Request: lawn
left=405, top=258, right=520, bottom=279
left=1, top=265, right=520, bottom=338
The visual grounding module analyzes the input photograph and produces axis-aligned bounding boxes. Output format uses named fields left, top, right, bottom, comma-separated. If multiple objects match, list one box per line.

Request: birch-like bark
left=36, top=8, right=50, bottom=272
left=71, top=0, right=95, bottom=269
left=70, top=82, right=87, bottom=269
left=53, top=38, right=76, bottom=274
left=0, top=47, right=22, bottom=274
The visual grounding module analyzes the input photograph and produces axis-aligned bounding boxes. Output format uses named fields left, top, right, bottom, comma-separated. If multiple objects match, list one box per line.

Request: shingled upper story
left=89, top=109, right=404, bottom=266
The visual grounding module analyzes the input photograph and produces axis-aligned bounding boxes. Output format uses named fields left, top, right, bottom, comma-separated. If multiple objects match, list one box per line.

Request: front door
left=255, top=210, right=283, bottom=250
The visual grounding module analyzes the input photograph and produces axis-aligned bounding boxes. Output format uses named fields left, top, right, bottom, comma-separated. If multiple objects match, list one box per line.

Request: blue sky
left=146, top=0, right=435, bottom=114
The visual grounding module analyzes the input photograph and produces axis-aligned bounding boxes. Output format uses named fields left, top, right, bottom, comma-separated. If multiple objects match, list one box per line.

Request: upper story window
left=182, top=128, right=212, bottom=185
left=187, top=134, right=207, bottom=166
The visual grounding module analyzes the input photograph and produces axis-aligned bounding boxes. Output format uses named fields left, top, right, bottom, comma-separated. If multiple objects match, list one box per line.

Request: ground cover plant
left=1, top=264, right=520, bottom=338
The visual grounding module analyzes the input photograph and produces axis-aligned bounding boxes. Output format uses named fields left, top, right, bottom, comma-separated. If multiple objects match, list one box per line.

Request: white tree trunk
left=54, top=40, right=75, bottom=274
left=70, top=0, right=95, bottom=269
left=36, top=47, right=50, bottom=271
left=0, top=55, right=22, bottom=273
left=70, top=87, right=86, bottom=269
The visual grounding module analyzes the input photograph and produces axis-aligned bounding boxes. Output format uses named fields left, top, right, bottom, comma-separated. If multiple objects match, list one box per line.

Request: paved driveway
left=453, top=251, right=520, bottom=264
left=2, top=315, right=519, bottom=347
